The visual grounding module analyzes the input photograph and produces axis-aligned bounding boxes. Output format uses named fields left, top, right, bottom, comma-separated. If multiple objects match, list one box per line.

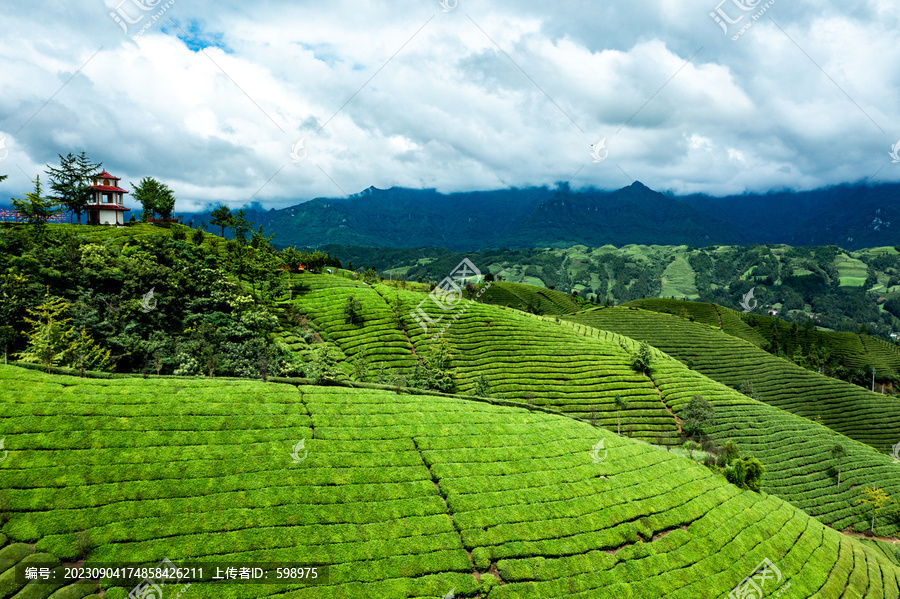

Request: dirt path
left=841, top=528, right=899, bottom=544
left=656, top=384, right=682, bottom=435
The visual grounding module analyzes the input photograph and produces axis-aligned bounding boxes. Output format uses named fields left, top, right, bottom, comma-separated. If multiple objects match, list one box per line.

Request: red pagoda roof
left=88, top=184, right=129, bottom=193
left=95, top=170, right=121, bottom=180
left=85, top=204, right=130, bottom=211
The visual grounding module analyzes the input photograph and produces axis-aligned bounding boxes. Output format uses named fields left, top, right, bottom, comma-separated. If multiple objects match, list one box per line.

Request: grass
left=2, top=365, right=899, bottom=598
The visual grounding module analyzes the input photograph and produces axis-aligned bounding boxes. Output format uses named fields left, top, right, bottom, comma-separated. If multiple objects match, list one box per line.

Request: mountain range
left=13, top=180, right=895, bottom=250
left=201, top=181, right=900, bottom=251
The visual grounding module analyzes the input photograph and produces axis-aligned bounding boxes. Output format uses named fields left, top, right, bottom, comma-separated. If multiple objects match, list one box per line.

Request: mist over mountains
left=181, top=181, right=899, bottom=251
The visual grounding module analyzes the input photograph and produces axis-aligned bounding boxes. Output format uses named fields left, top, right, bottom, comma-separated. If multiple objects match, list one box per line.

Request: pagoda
left=85, top=170, right=130, bottom=225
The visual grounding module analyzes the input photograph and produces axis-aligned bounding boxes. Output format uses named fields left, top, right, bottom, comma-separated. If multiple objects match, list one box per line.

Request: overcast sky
left=1, top=0, right=899, bottom=211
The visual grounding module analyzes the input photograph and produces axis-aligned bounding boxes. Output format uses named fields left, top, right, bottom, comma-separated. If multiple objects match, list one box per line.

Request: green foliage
left=350, top=352, right=369, bottom=382
left=15, top=290, right=108, bottom=373
left=45, top=151, right=100, bottom=224
left=857, top=486, right=891, bottom=534
left=63, top=328, right=111, bottom=376
left=724, top=457, right=765, bottom=492
left=231, top=209, right=252, bottom=245
left=832, top=444, right=847, bottom=489
left=631, top=341, right=652, bottom=375
left=210, top=205, right=233, bottom=237
left=614, top=394, right=629, bottom=435
left=681, top=395, right=715, bottom=440
left=343, top=295, right=363, bottom=324
left=682, top=440, right=701, bottom=459
left=0, top=273, right=29, bottom=363
left=721, top=440, right=741, bottom=465
left=12, top=175, right=61, bottom=232
left=131, top=177, right=176, bottom=220
left=15, top=290, right=72, bottom=371
left=408, top=336, right=457, bottom=393
left=306, top=345, right=341, bottom=384
left=473, top=373, right=491, bottom=397
left=471, top=546, right=491, bottom=570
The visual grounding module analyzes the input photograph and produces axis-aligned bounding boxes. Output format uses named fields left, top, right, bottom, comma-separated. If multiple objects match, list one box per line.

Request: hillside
left=161, top=181, right=900, bottom=252
left=266, top=274, right=900, bottom=540
left=564, top=304, right=900, bottom=455
left=628, top=297, right=900, bottom=386
left=2, top=365, right=900, bottom=598
left=322, top=242, right=900, bottom=342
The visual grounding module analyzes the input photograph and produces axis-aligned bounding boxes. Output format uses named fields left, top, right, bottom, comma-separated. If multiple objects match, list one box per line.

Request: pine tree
left=63, top=328, right=110, bottom=377
left=16, top=290, right=108, bottom=374
left=210, top=205, right=233, bottom=237
left=12, top=175, right=61, bottom=236
left=16, top=290, right=72, bottom=371
left=45, top=152, right=101, bottom=224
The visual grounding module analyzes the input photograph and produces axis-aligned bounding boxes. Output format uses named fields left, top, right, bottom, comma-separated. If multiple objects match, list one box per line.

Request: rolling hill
left=2, top=365, right=899, bottom=598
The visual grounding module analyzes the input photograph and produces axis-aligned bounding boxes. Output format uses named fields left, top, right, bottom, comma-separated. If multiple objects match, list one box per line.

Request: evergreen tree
left=210, top=205, right=233, bottom=237
left=63, top=328, right=110, bottom=377
left=16, top=290, right=73, bottom=372
left=232, top=209, right=252, bottom=245
left=45, top=152, right=100, bottom=224
left=0, top=273, right=29, bottom=364
left=11, top=175, right=61, bottom=235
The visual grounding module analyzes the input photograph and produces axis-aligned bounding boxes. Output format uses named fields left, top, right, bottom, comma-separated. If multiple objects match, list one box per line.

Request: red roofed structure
left=85, top=170, right=130, bottom=225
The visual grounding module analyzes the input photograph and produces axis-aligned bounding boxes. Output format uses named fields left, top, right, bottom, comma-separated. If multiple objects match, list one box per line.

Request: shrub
left=472, top=546, right=491, bottom=570
left=473, top=373, right=491, bottom=397
left=681, top=395, right=715, bottom=440
left=724, top=457, right=765, bottom=492
left=343, top=296, right=364, bottom=324
left=631, top=342, right=652, bottom=375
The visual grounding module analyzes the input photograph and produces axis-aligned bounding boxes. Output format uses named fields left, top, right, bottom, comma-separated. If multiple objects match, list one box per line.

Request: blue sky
left=1, top=0, right=899, bottom=211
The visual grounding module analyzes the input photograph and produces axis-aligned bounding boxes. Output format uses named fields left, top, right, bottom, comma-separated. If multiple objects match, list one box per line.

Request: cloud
left=0, top=0, right=898, bottom=211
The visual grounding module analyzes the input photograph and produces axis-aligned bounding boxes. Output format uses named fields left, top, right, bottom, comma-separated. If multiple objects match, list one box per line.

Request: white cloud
left=0, top=0, right=898, bottom=211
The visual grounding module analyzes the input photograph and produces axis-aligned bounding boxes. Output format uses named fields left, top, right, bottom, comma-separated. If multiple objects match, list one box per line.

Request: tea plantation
left=565, top=304, right=900, bottom=455
left=2, top=366, right=899, bottom=598
left=272, top=276, right=900, bottom=539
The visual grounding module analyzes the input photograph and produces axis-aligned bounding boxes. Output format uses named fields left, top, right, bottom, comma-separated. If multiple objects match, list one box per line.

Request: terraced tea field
left=280, top=282, right=677, bottom=444
left=565, top=305, right=900, bottom=455
left=272, top=276, right=900, bottom=538
left=2, top=365, right=899, bottom=598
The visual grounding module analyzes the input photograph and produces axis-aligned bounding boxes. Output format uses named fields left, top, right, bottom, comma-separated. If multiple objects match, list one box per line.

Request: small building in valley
left=85, top=170, right=130, bottom=225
